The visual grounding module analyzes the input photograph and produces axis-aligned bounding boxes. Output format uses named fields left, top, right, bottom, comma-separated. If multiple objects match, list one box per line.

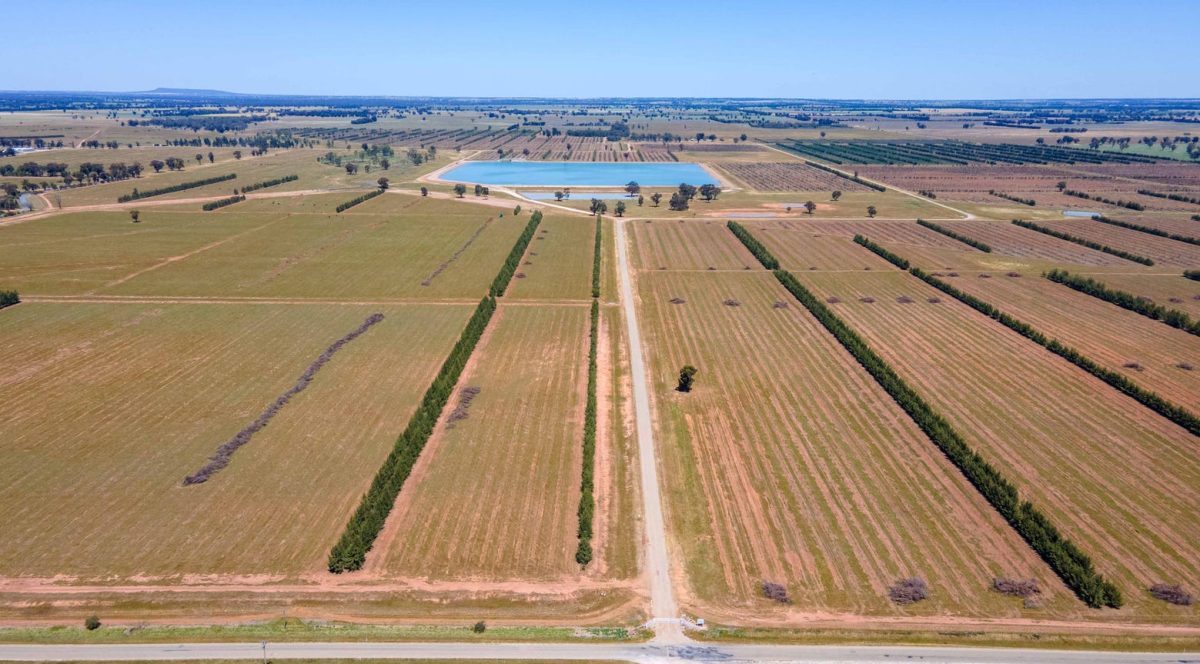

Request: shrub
left=202, top=194, right=245, bottom=211
left=677, top=365, right=697, bottom=392
left=853, top=235, right=909, bottom=269
left=118, top=173, right=236, bottom=202
left=994, top=577, right=1040, bottom=598
left=185, top=314, right=385, bottom=485
left=889, top=578, right=929, bottom=605
left=0, top=289, right=18, bottom=309
left=916, top=219, right=992, bottom=253
left=1185, top=270, right=1200, bottom=282
left=1012, top=220, right=1154, bottom=266
left=335, top=188, right=384, bottom=213
left=1045, top=269, right=1200, bottom=337
left=762, top=581, right=791, bottom=604
left=473, top=620, right=487, bottom=633
left=84, top=615, right=101, bottom=631
left=490, top=211, right=542, bottom=297
left=240, top=174, right=298, bottom=194
left=446, top=386, right=481, bottom=428
left=1149, top=583, right=1193, bottom=606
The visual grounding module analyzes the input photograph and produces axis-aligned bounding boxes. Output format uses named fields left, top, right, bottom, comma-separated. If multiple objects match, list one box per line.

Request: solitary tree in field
left=232, top=150, right=242, bottom=160
left=377, top=177, right=389, bottom=190
left=1056, top=180, right=1067, bottom=192
left=195, top=153, right=203, bottom=165
left=831, top=190, right=842, bottom=201
left=615, top=201, right=626, bottom=217
left=420, top=186, right=428, bottom=197
left=481, top=186, right=489, bottom=197
left=381, top=158, right=390, bottom=170
left=150, top=159, right=164, bottom=173
left=804, top=200, right=816, bottom=215
left=474, top=184, right=483, bottom=197
left=867, top=205, right=877, bottom=218
left=554, top=190, right=565, bottom=201
left=678, top=183, right=697, bottom=200
left=638, top=194, right=644, bottom=207
left=129, top=210, right=140, bottom=223
left=207, top=151, right=214, bottom=163
left=513, top=205, right=521, bottom=215
left=651, top=192, right=662, bottom=207
left=625, top=180, right=640, bottom=196
left=739, top=133, right=748, bottom=142
left=677, top=365, right=697, bottom=392
left=454, top=183, right=467, bottom=198
left=696, top=132, right=705, bottom=142
left=345, top=163, right=358, bottom=175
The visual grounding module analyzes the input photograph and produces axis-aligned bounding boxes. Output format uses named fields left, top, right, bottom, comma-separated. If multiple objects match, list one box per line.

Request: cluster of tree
left=240, top=174, right=298, bottom=194
left=1092, top=215, right=1200, bottom=247
left=589, top=198, right=608, bottom=215
left=0, top=184, right=20, bottom=211
left=334, top=187, right=385, bottom=213
left=0, top=161, right=70, bottom=177
left=117, top=173, right=237, bottom=203
left=165, top=130, right=300, bottom=150
left=80, top=140, right=123, bottom=149
left=1136, top=189, right=1200, bottom=206
left=917, top=189, right=937, bottom=198
left=769, top=256, right=1125, bottom=608
left=1045, top=269, right=1200, bottom=337
left=349, top=115, right=378, bottom=125
left=202, top=194, right=245, bottom=211
left=0, top=289, right=19, bottom=309
left=1062, top=189, right=1145, bottom=211
left=852, top=235, right=910, bottom=269
left=727, top=221, right=780, bottom=269
left=575, top=298, right=600, bottom=565
left=0, top=135, right=64, bottom=148
left=185, top=313, right=385, bottom=485
left=1049, top=127, right=1088, bottom=133
left=327, top=297, right=496, bottom=572
left=592, top=218, right=602, bottom=299
left=989, top=190, right=1036, bottom=206
left=490, top=210, right=543, bottom=297
left=1011, top=220, right=1154, bottom=265
left=913, top=266, right=1200, bottom=440
left=803, top=160, right=887, bottom=192
left=916, top=219, right=992, bottom=253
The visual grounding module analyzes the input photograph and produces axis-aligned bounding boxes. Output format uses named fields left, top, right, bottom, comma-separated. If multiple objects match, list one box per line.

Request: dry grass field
left=505, top=215, right=596, bottom=300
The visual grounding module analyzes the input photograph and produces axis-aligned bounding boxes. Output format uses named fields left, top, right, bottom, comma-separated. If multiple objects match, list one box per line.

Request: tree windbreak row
left=916, top=219, right=992, bottom=252
left=117, top=173, right=236, bottom=202
left=490, top=210, right=542, bottom=296
left=1092, top=215, right=1200, bottom=247
left=727, top=223, right=1123, bottom=608
left=1045, top=269, right=1200, bottom=337
left=1012, top=219, right=1155, bottom=266
left=335, top=188, right=384, bottom=213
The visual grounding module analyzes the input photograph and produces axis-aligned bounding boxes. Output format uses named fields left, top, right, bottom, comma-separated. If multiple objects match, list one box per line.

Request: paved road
left=0, top=641, right=1194, bottom=663
left=614, top=217, right=684, bottom=642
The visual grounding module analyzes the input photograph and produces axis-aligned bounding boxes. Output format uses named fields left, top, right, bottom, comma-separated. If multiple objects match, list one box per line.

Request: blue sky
left=9, top=0, right=1196, bottom=99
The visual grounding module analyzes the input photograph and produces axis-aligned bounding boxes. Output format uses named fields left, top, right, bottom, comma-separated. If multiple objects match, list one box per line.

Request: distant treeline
left=989, top=190, right=1036, bottom=206
left=1137, top=189, right=1200, bottom=206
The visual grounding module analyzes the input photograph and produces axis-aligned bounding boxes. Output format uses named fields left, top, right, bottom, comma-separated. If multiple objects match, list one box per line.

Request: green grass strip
left=916, top=219, right=992, bottom=252
left=738, top=225, right=1122, bottom=608
left=490, top=210, right=542, bottom=296
left=1011, top=219, right=1154, bottom=266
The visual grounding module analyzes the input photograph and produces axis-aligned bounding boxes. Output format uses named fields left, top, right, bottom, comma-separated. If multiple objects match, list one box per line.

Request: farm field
left=0, top=301, right=472, bottom=578
left=1049, top=218, right=1200, bottom=267
left=793, top=268, right=1200, bottom=621
left=635, top=270, right=1077, bottom=618
left=375, top=305, right=590, bottom=580
left=947, top=273, right=1200, bottom=411
left=1090, top=272, right=1200, bottom=319
left=505, top=214, right=597, bottom=300
left=714, top=162, right=873, bottom=192
left=629, top=219, right=757, bottom=271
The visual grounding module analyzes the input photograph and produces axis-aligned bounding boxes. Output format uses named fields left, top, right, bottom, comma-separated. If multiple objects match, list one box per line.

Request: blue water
left=522, top=191, right=637, bottom=200
left=1063, top=210, right=1100, bottom=218
left=440, top=161, right=717, bottom=187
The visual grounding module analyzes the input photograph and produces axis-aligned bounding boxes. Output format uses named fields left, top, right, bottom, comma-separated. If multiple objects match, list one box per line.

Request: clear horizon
left=9, top=0, right=1197, bottom=99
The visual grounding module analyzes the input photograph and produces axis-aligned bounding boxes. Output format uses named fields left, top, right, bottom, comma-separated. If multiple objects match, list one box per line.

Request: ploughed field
left=631, top=217, right=1200, bottom=625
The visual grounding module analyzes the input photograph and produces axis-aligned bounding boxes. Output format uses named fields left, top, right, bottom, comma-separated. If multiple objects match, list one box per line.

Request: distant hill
left=140, top=87, right=244, bottom=97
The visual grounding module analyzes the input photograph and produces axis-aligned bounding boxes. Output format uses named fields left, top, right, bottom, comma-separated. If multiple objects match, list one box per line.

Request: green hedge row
left=1093, top=215, right=1200, bottom=247
left=335, top=188, right=384, bottom=213
left=989, top=190, right=1036, bottom=206
left=592, top=217, right=602, bottom=299
left=803, top=160, right=887, bottom=192
left=1185, top=270, right=1200, bottom=281
left=490, top=210, right=542, bottom=296
left=202, top=195, right=245, bottom=211
left=1137, top=189, right=1200, bottom=206
left=771, top=266, right=1121, bottom=608
left=1045, top=269, right=1200, bottom=336
left=727, top=221, right=780, bottom=269
left=912, top=267, right=1200, bottom=438
left=1063, top=189, right=1145, bottom=211
left=241, top=174, right=298, bottom=194
left=576, top=298, right=600, bottom=565
left=1012, top=219, right=1154, bottom=266
left=117, top=173, right=236, bottom=202
left=327, top=296, right=496, bottom=573
left=739, top=225, right=1121, bottom=608
left=853, top=234, right=910, bottom=269
left=916, top=219, right=992, bottom=253
left=0, top=289, right=18, bottom=309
